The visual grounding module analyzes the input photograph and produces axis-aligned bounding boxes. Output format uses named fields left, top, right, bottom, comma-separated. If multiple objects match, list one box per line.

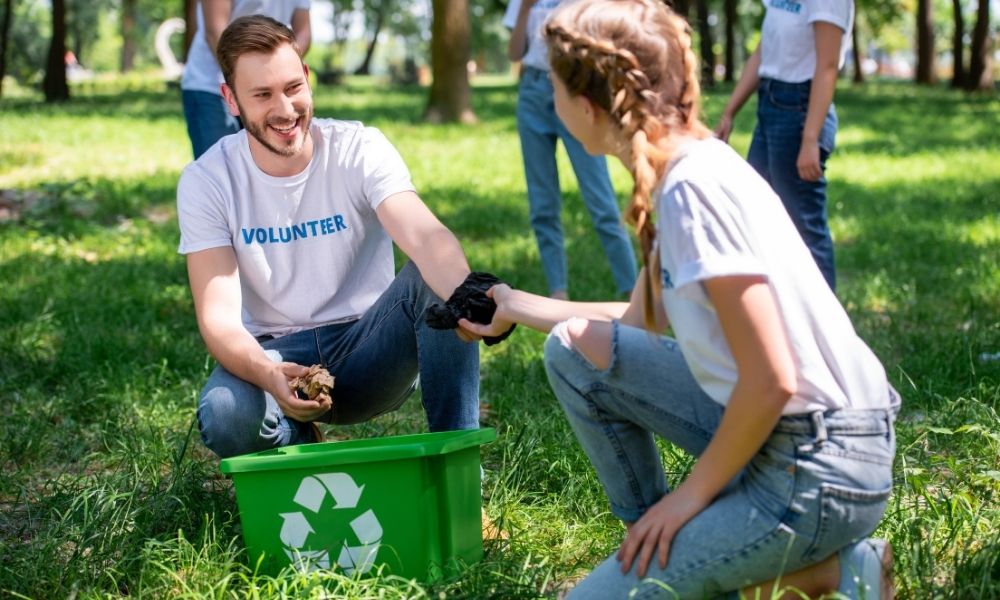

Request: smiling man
left=176, top=15, right=484, bottom=459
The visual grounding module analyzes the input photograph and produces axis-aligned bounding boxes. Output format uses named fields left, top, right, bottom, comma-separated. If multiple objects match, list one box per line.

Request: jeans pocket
left=768, top=87, right=809, bottom=112
left=803, top=482, right=892, bottom=562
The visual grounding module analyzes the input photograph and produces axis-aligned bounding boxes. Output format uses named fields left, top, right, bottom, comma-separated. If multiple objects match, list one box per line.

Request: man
left=177, top=15, right=482, bottom=459
left=181, top=0, right=311, bottom=158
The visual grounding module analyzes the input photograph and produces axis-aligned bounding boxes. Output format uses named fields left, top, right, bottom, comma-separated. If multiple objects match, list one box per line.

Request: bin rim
left=219, top=427, right=496, bottom=474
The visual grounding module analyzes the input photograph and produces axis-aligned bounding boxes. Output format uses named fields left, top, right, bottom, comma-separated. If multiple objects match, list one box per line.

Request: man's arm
left=186, top=246, right=329, bottom=420
left=291, top=8, right=311, bottom=57
left=202, top=0, right=232, bottom=53
left=797, top=21, right=843, bottom=182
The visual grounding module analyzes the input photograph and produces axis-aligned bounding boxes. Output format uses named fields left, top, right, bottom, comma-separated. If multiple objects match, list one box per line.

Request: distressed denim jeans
left=197, top=262, right=480, bottom=458
left=747, top=78, right=839, bottom=291
left=544, top=320, right=897, bottom=599
left=516, top=67, right=638, bottom=295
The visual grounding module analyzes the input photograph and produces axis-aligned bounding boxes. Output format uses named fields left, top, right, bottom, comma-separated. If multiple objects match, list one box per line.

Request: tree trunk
left=696, top=0, right=714, bottom=87
left=723, top=0, right=735, bottom=82
left=121, top=0, right=137, bottom=73
left=0, top=0, right=13, bottom=99
left=671, top=0, right=690, bottom=20
left=951, top=0, right=965, bottom=88
left=851, top=11, right=864, bottom=84
left=915, top=0, right=935, bottom=84
left=354, top=8, right=384, bottom=75
left=43, top=0, right=69, bottom=102
left=424, top=0, right=476, bottom=124
left=184, top=0, right=196, bottom=61
left=966, top=0, right=992, bottom=91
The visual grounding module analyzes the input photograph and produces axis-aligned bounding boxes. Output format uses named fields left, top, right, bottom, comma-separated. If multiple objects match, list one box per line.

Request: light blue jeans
left=516, top=67, right=638, bottom=296
left=197, top=262, right=481, bottom=458
left=181, top=89, right=241, bottom=159
left=544, top=321, right=898, bottom=599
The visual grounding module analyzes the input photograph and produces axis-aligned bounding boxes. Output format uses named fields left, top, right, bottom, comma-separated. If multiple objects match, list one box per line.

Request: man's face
left=223, top=43, right=313, bottom=159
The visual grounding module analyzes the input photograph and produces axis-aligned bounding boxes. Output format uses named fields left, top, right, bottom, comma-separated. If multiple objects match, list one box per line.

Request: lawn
left=1, top=76, right=998, bottom=599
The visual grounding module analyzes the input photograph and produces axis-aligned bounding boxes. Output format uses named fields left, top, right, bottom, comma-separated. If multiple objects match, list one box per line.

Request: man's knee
left=197, top=384, right=264, bottom=459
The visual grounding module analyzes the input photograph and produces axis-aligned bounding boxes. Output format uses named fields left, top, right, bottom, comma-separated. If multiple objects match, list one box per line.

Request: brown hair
left=216, top=15, right=300, bottom=88
left=545, top=0, right=710, bottom=328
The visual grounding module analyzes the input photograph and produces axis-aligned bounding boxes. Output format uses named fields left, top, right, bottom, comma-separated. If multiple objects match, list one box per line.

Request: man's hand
left=265, top=362, right=331, bottom=422
left=797, top=141, right=822, bottom=181
left=616, top=486, right=708, bottom=578
left=457, top=284, right=516, bottom=339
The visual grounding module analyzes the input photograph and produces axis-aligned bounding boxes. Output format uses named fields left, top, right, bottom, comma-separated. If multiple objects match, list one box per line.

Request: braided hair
left=545, top=0, right=710, bottom=328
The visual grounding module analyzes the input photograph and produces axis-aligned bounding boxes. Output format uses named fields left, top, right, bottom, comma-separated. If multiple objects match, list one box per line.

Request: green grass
left=1, top=76, right=998, bottom=598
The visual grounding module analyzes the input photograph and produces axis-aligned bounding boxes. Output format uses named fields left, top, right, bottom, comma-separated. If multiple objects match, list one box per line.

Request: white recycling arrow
left=293, top=473, right=365, bottom=512
left=279, top=511, right=313, bottom=548
left=284, top=548, right=330, bottom=571
left=337, top=509, right=383, bottom=575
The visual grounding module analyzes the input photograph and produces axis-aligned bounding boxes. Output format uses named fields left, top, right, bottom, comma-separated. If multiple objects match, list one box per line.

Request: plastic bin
left=219, top=428, right=496, bottom=580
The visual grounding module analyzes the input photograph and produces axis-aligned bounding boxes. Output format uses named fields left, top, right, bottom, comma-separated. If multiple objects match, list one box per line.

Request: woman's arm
left=617, top=274, right=797, bottom=577
left=797, top=21, right=843, bottom=181
left=715, top=44, right=761, bottom=142
left=507, top=0, right=536, bottom=62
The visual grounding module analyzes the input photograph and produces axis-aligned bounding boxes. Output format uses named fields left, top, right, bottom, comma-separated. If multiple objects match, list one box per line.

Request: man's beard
left=238, top=99, right=313, bottom=158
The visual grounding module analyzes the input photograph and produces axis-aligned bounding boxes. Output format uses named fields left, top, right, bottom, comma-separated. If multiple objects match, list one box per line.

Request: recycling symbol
left=279, top=472, right=382, bottom=574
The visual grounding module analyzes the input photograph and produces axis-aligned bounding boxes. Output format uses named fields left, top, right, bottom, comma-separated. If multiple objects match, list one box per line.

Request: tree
left=424, top=0, right=475, bottom=124
left=915, top=0, right=935, bottom=83
left=851, top=10, right=864, bottom=83
left=43, top=0, right=69, bottom=102
left=0, top=0, right=13, bottom=98
left=121, top=0, right=137, bottom=72
left=723, top=0, right=736, bottom=82
left=951, top=0, right=965, bottom=87
left=695, top=0, right=714, bottom=87
left=965, top=0, right=992, bottom=91
left=354, top=0, right=391, bottom=75
left=183, top=0, right=195, bottom=61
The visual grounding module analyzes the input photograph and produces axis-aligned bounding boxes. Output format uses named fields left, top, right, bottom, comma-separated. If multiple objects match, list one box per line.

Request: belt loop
left=811, top=411, right=828, bottom=446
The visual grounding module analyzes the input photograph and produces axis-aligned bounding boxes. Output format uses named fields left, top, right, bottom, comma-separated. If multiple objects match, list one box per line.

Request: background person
left=463, top=0, right=896, bottom=597
left=504, top=0, right=637, bottom=300
left=181, top=0, right=311, bottom=158
left=715, top=0, right=855, bottom=292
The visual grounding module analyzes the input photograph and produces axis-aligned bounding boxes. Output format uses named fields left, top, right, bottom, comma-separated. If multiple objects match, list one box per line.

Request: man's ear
left=220, top=83, right=240, bottom=117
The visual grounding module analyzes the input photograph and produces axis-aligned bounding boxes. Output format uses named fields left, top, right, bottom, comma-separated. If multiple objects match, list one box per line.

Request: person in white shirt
left=181, top=0, right=311, bottom=158
left=462, top=0, right=896, bottom=597
left=716, top=0, right=855, bottom=292
left=178, top=15, right=492, bottom=458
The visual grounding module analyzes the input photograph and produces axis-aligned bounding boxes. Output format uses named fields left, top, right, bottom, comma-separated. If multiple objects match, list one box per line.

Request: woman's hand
left=616, top=486, right=709, bottom=578
left=796, top=141, right=822, bottom=181
left=714, top=113, right=735, bottom=143
left=457, top=284, right=516, bottom=338
left=267, top=362, right=332, bottom=422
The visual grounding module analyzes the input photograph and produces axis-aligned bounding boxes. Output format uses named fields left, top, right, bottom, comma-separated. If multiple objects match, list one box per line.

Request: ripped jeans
left=544, top=320, right=898, bottom=599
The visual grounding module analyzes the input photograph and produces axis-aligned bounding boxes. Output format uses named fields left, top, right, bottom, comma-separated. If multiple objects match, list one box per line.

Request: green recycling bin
left=220, top=428, right=496, bottom=580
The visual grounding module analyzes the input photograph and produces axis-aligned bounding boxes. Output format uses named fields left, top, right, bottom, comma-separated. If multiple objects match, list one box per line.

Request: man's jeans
left=516, top=67, right=638, bottom=296
left=747, top=78, right=839, bottom=291
left=181, top=89, right=241, bottom=159
left=544, top=320, right=897, bottom=599
left=197, top=262, right=480, bottom=458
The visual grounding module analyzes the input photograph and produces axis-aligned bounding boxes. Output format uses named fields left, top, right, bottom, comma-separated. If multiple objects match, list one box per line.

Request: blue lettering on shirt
left=769, top=0, right=801, bottom=13
left=661, top=267, right=674, bottom=290
left=240, top=214, right=349, bottom=245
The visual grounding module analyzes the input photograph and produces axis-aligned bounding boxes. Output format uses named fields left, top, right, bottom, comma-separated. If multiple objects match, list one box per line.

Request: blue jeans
left=197, top=262, right=480, bottom=458
left=747, top=78, right=838, bottom=291
left=516, top=67, right=638, bottom=296
left=181, top=89, right=241, bottom=159
left=544, top=321, right=897, bottom=599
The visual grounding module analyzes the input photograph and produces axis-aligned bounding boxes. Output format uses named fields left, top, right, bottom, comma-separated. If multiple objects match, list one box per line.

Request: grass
left=1, top=75, right=999, bottom=598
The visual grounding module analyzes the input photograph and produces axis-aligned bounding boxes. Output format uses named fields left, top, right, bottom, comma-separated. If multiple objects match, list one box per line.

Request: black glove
left=425, top=272, right=516, bottom=346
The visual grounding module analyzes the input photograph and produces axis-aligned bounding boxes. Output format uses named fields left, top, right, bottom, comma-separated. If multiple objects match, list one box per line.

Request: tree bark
left=424, top=0, right=476, bottom=123
left=951, top=0, right=965, bottom=88
left=354, top=7, right=384, bottom=75
left=0, top=0, right=14, bottom=99
left=121, top=0, right=137, bottom=73
left=851, top=11, right=864, bottom=84
left=184, top=0, right=196, bottom=61
left=915, top=0, right=935, bottom=84
left=43, top=0, right=69, bottom=102
left=695, top=0, right=714, bottom=87
left=670, top=0, right=690, bottom=20
left=723, top=0, right=735, bottom=82
left=966, top=0, right=992, bottom=91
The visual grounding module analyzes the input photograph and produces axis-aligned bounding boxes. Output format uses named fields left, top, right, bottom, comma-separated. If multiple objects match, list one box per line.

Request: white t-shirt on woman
left=655, top=137, right=889, bottom=414
left=758, top=0, right=854, bottom=83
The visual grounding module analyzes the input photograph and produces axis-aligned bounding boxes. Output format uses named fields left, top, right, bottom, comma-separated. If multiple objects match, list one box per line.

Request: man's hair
left=216, top=15, right=300, bottom=88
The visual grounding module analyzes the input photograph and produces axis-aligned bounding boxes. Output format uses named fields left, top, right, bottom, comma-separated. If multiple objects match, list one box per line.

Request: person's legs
left=181, top=89, right=241, bottom=159
left=559, top=121, right=638, bottom=295
left=317, top=261, right=480, bottom=432
left=517, top=69, right=568, bottom=296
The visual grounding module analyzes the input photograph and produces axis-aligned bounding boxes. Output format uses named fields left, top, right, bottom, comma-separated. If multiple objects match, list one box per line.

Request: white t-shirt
left=176, top=119, right=416, bottom=338
left=503, top=0, right=563, bottom=72
left=758, top=0, right=854, bottom=84
left=181, top=0, right=311, bottom=95
left=656, top=137, right=888, bottom=414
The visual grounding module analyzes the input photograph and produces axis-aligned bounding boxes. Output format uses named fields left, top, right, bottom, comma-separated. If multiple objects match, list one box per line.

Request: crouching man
left=177, top=15, right=482, bottom=458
